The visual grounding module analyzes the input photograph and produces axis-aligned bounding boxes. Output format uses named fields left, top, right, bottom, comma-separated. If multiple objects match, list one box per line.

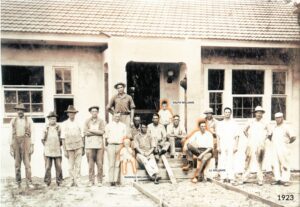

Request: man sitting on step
left=184, top=119, right=213, bottom=182
left=135, top=122, right=161, bottom=184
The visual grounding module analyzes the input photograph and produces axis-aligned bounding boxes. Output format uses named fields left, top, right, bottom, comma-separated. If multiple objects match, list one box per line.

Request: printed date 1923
left=278, top=194, right=294, bottom=201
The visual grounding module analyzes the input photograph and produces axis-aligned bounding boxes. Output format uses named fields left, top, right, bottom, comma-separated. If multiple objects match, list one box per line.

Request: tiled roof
left=1, top=0, right=300, bottom=42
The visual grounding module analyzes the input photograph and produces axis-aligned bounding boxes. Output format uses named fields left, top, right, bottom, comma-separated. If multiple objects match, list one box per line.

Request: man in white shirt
left=269, top=112, right=296, bottom=186
left=105, top=113, right=127, bottom=186
left=166, top=115, right=186, bottom=158
left=240, top=106, right=268, bottom=186
left=185, top=119, right=213, bottom=182
left=216, top=107, right=239, bottom=183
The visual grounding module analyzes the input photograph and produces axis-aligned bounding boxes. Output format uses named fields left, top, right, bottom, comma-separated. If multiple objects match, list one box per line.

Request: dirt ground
left=0, top=176, right=157, bottom=207
left=1, top=175, right=299, bottom=207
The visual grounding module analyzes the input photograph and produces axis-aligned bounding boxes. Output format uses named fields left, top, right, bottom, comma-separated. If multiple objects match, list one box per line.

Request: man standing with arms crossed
left=84, top=106, right=106, bottom=187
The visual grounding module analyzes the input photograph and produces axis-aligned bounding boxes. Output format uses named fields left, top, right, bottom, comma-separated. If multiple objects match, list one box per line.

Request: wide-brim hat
left=47, top=111, right=58, bottom=118
left=275, top=112, right=283, bottom=118
left=114, top=82, right=126, bottom=89
left=204, top=108, right=214, bottom=114
left=88, top=106, right=99, bottom=112
left=64, top=105, right=78, bottom=113
left=253, top=106, right=265, bottom=113
left=14, top=103, right=26, bottom=111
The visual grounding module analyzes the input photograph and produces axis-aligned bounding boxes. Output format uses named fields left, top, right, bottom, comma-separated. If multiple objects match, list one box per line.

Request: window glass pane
left=273, top=72, right=286, bottom=94
left=64, top=82, right=72, bottom=94
left=4, top=91, right=17, bottom=103
left=64, top=70, right=71, bottom=81
left=18, top=91, right=30, bottom=103
left=5, top=104, right=15, bottom=112
left=23, top=104, right=30, bottom=112
left=31, top=91, right=43, bottom=103
left=271, top=97, right=286, bottom=120
left=55, top=69, right=62, bottom=81
left=2, top=65, right=44, bottom=85
left=232, top=70, right=264, bottom=94
left=56, top=82, right=63, bottom=94
left=233, top=97, right=262, bottom=118
left=208, top=69, right=224, bottom=90
left=209, top=92, right=222, bottom=115
left=32, top=104, right=43, bottom=112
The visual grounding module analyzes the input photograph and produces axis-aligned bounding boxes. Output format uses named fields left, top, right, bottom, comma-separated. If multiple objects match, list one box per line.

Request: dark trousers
left=187, top=144, right=212, bottom=176
left=44, top=157, right=62, bottom=185
left=86, top=148, right=104, bottom=183
left=12, top=136, right=32, bottom=183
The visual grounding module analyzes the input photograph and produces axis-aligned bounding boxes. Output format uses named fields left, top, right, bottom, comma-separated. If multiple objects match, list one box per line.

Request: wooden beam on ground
left=161, top=155, right=177, bottom=184
left=209, top=178, right=284, bottom=207
left=133, top=182, right=170, bottom=207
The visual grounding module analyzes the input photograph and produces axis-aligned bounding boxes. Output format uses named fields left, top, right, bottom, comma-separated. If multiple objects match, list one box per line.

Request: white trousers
left=218, top=148, right=234, bottom=180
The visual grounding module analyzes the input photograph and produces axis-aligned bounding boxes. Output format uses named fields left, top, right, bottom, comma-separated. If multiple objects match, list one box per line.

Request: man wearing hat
left=61, top=105, right=84, bottom=187
left=204, top=108, right=218, bottom=168
left=106, top=82, right=135, bottom=129
left=42, top=111, right=63, bottom=186
left=9, top=103, right=34, bottom=188
left=239, top=106, right=268, bottom=186
left=84, top=106, right=106, bottom=187
left=269, top=112, right=296, bottom=186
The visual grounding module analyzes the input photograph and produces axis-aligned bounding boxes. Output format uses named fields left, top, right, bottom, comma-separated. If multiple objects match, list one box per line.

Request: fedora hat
left=64, top=105, right=78, bottom=113
left=47, top=111, right=58, bottom=118
left=204, top=108, right=214, bottom=114
left=114, top=82, right=126, bottom=89
left=14, top=103, right=26, bottom=111
left=253, top=106, right=265, bottom=113
left=88, top=106, right=99, bottom=112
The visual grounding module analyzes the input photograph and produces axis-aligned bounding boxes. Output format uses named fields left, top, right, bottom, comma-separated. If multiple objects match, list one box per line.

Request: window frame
left=54, top=67, right=73, bottom=95
left=204, top=64, right=290, bottom=122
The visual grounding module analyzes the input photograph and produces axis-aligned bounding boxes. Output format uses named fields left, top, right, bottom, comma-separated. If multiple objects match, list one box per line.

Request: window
left=208, top=69, right=224, bottom=115
left=4, top=90, right=43, bottom=113
left=2, top=65, right=44, bottom=115
left=54, top=67, right=74, bottom=122
left=232, top=70, right=264, bottom=118
left=271, top=72, right=286, bottom=120
left=55, top=68, right=72, bottom=94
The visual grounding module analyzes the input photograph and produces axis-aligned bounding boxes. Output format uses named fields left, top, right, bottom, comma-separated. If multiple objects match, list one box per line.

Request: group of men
left=182, top=106, right=296, bottom=187
left=9, top=81, right=296, bottom=188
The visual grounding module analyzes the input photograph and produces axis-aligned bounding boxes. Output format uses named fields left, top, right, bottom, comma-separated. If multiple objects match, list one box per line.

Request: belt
left=108, top=143, right=122, bottom=145
left=120, top=112, right=130, bottom=115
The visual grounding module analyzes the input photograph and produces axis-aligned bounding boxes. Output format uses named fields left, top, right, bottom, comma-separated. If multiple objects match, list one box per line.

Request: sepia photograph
left=0, top=0, right=300, bottom=206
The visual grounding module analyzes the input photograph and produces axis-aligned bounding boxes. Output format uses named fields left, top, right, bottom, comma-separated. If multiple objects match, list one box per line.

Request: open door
left=126, top=62, right=160, bottom=123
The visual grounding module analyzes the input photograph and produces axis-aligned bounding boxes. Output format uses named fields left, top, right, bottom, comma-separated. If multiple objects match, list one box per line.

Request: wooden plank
left=133, top=182, right=170, bottom=207
left=161, top=155, right=177, bottom=184
left=209, top=178, right=284, bottom=207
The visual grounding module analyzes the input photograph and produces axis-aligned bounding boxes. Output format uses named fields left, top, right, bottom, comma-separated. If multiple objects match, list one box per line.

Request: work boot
left=87, top=182, right=94, bottom=187
left=159, top=149, right=167, bottom=156
left=282, top=182, right=290, bottom=187
left=182, top=161, right=193, bottom=171
left=257, top=181, right=263, bottom=186
left=271, top=180, right=281, bottom=185
left=154, top=174, right=161, bottom=184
